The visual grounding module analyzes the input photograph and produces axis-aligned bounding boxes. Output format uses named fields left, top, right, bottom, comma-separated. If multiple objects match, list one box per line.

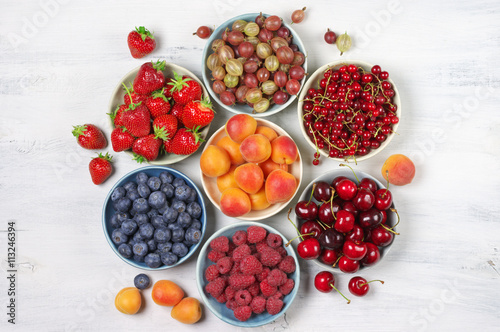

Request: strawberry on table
left=132, top=126, right=169, bottom=163
left=111, top=127, right=135, bottom=152
left=146, top=88, right=171, bottom=118
left=109, top=104, right=128, bottom=127
left=72, top=124, right=107, bottom=150
left=133, top=60, right=166, bottom=95
left=167, top=72, right=202, bottom=105
left=153, top=114, right=178, bottom=140
left=182, top=98, right=214, bottom=129
left=170, top=127, right=203, bottom=155
left=127, top=26, right=156, bottom=59
left=89, top=152, right=113, bottom=185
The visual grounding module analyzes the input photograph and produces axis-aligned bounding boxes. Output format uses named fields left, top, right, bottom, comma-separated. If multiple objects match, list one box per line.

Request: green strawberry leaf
left=72, top=125, right=87, bottom=138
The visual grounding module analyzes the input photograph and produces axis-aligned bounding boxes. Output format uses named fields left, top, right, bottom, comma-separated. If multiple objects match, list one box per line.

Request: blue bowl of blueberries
left=102, top=166, right=207, bottom=270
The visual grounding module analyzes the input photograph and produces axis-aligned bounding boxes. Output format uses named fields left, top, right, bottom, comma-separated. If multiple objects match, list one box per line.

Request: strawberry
left=170, top=102, right=185, bottom=122
left=72, top=124, right=107, bottom=150
left=132, top=126, right=168, bottom=162
left=170, top=127, right=203, bottom=155
left=89, top=152, right=113, bottom=185
left=182, top=98, right=215, bottom=129
left=109, top=104, right=128, bottom=127
left=127, top=26, right=156, bottom=59
left=167, top=72, right=202, bottom=105
left=153, top=114, right=178, bottom=140
left=122, top=102, right=151, bottom=138
left=133, top=60, right=166, bottom=95
left=111, top=127, right=135, bottom=152
left=146, top=88, right=171, bottom=118
left=163, top=138, right=173, bottom=154
left=123, top=83, right=148, bottom=106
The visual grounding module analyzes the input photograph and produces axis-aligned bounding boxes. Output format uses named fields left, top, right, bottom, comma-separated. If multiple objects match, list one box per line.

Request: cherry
left=346, top=224, right=364, bottom=242
left=370, top=226, right=394, bottom=247
left=348, top=276, right=384, bottom=296
left=331, top=176, right=348, bottom=189
left=360, top=242, right=381, bottom=266
left=297, top=238, right=321, bottom=259
left=358, top=208, right=384, bottom=229
left=313, top=181, right=332, bottom=202
left=343, top=240, right=368, bottom=261
left=334, top=210, right=355, bottom=233
left=380, top=210, right=387, bottom=224
left=374, top=188, right=393, bottom=210
left=338, top=256, right=360, bottom=273
left=358, top=177, right=377, bottom=193
left=300, top=220, right=323, bottom=239
left=318, top=202, right=338, bottom=225
left=318, top=228, right=344, bottom=250
left=319, top=248, right=340, bottom=265
left=314, top=271, right=351, bottom=303
left=335, top=178, right=357, bottom=200
left=352, top=188, right=375, bottom=211
left=295, top=184, right=318, bottom=220
left=342, top=200, right=359, bottom=218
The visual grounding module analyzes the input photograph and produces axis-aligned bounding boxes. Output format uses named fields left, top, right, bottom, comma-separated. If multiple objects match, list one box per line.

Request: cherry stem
left=332, top=254, right=343, bottom=268
left=339, top=163, right=360, bottom=182
left=389, top=208, right=400, bottom=229
left=330, top=283, right=351, bottom=304
left=359, top=280, right=385, bottom=287
left=285, top=232, right=314, bottom=247
left=381, top=223, right=400, bottom=235
left=287, top=208, right=304, bottom=241
left=317, top=220, right=331, bottom=229
left=308, top=183, right=317, bottom=204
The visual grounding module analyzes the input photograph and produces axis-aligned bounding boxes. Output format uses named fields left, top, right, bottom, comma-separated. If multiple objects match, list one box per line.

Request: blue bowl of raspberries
left=102, top=166, right=206, bottom=270
left=196, top=222, right=300, bottom=327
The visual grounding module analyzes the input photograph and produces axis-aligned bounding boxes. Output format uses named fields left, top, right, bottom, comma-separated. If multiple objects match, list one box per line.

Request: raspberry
left=230, top=260, right=240, bottom=274
left=217, top=256, right=233, bottom=274
left=248, top=244, right=257, bottom=253
left=247, top=225, right=267, bottom=243
left=240, top=255, right=263, bottom=275
left=247, top=282, right=260, bottom=297
left=279, top=278, right=295, bottom=296
left=259, top=247, right=282, bottom=267
left=260, top=279, right=277, bottom=297
left=255, top=241, right=269, bottom=253
left=272, top=291, right=284, bottom=300
left=250, top=296, right=266, bottom=314
left=205, top=264, right=220, bottom=281
left=208, top=249, right=226, bottom=263
left=235, top=289, right=252, bottom=306
left=227, top=241, right=236, bottom=256
left=234, top=305, right=252, bottom=322
left=206, top=277, right=227, bottom=298
left=278, top=255, right=296, bottom=274
left=266, top=268, right=287, bottom=287
left=232, top=244, right=251, bottom=262
left=232, top=230, right=248, bottom=246
left=266, top=233, right=282, bottom=248
left=276, top=246, right=288, bottom=257
left=210, top=236, right=229, bottom=252
left=216, top=293, right=227, bottom=303
left=225, top=299, right=238, bottom=311
left=266, top=297, right=284, bottom=315
left=228, top=274, right=256, bottom=290
left=256, top=267, right=270, bottom=282
left=225, top=286, right=237, bottom=301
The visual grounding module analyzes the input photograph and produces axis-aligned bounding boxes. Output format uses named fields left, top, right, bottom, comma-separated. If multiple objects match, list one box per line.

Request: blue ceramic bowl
left=202, top=13, right=308, bottom=117
left=196, top=222, right=300, bottom=327
left=102, top=166, right=207, bottom=270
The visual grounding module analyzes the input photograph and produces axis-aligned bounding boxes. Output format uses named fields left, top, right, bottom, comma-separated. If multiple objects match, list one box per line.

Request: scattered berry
left=89, top=152, right=113, bottom=185
left=127, top=26, right=156, bottom=59
left=72, top=124, right=107, bottom=150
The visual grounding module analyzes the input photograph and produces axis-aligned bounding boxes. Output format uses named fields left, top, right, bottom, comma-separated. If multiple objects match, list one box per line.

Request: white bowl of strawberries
left=108, top=61, right=213, bottom=164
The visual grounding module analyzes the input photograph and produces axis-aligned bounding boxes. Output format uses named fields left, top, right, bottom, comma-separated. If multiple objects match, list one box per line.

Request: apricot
left=115, top=287, right=142, bottom=315
left=171, top=297, right=202, bottom=324
left=151, top=280, right=184, bottom=307
left=216, top=136, right=245, bottom=165
left=200, top=145, right=231, bottom=178
left=265, top=169, right=297, bottom=204
left=270, top=136, right=298, bottom=164
left=381, top=154, right=415, bottom=186
left=249, top=187, right=271, bottom=211
left=255, top=125, right=278, bottom=142
left=220, top=187, right=251, bottom=217
left=240, top=134, right=272, bottom=163
left=259, top=158, right=288, bottom=179
left=216, top=165, right=238, bottom=193
left=234, top=163, right=264, bottom=194
left=225, top=114, right=257, bottom=143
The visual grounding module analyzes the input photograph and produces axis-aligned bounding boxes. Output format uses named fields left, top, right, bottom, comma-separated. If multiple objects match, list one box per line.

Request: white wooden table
left=1, top=0, right=499, bottom=331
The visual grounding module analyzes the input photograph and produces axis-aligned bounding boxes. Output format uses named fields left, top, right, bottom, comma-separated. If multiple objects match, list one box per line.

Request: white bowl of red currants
left=297, top=60, right=401, bottom=163
left=291, top=167, right=398, bottom=273
left=202, top=13, right=308, bottom=117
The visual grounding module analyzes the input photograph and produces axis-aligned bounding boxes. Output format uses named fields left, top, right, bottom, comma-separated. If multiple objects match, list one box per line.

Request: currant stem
left=359, top=280, right=385, bottom=287
left=330, top=283, right=351, bottom=304
left=339, top=163, right=360, bottom=182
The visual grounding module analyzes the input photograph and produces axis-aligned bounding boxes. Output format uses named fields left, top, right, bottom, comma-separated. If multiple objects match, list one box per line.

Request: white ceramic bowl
left=202, top=13, right=308, bottom=117
left=108, top=63, right=211, bottom=165
left=200, top=118, right=303, bottom=221
left=297, top=60, right=401, bottom=162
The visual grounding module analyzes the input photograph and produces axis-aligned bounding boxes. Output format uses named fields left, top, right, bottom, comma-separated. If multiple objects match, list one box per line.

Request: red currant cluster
left=301, top=64, right=399, bottom=164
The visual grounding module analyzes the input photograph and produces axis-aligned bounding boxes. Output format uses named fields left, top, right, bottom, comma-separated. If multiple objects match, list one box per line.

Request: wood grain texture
left=1, top=0, right=499, bottom=331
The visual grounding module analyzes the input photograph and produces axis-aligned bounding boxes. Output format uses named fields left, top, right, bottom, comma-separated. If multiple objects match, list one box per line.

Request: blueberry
left=161, top=183, right=175, bottom=198
left=168, top=222, right=181, bottom=231
left=171, top=200, right=186, bottom=213
left=121, top=220, right=138, bottom=236
left=133, top=198, right=150, bottom=214
left=133, top=241, right=149, bottom=257
left=173, top=177, right=185, bottom=188
left=127, top=189, right=140, bottom=201
left=191, top=219, right=202, bottom=230
left=186, top=202, right=202, bottom=219
left=128, top=239, right=137, bottom=247
left=116, top=212, right=131, bottom=223
left=187, top=189, right=197, bottom=203
left=134, top=213, right=149, bottom=226
left=139, top=223, right=155, bottom=240
left=147, top=177, right=162, bottom=191
left=163, top=207, right=178, bottom=224
left=148, top=191, right=166, bottom=209
left=177, top=212, right=192, bottom=228
left=132, top=232, right=142, bottom=242
left=154, top=227, right=171, bottom=243
left=138, top=183, right=151, bottom=198
left=185, top=227, right=202, bottom=244
left=118, top=243, right=133, bottom=258
left=129, top=208, right=137, bottom=216
left=158, top=202, right=169, bottom=215
left=147, top=209, right=159, bottom=219
left=157, top=242, right=172, bottom=254
left=114, top=197, right=132, bottom=212
left=111, top=187, right=126, bottom=202
left=161, top=252, right=178, bottom=266
left=147, top=239, right=157, bottom=252
left=123, top=181, right=137, bottom=192
left=171, top=227, right=185, bottom=243
left=151, top=215, right=165, bottom=229
left=159, top=171, right=174, bottom=184
left=136, top=172, right=149, bottom=185
left=110, top=213, right=121, bottom=229
left=134, top=273, right=151, bottom=289
left=111, top=229, right=128, bottom=245
left=133, top=254, right=145, bottom=263
left=144, top=253, right=162, bottom=269
left=172, top=242, right=189, bottom=257
left=175, top=185, right=192, bottom=202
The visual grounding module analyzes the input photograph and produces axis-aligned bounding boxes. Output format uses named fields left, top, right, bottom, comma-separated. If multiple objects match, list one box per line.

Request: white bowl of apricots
left=200, top=114, right=303, bottom=220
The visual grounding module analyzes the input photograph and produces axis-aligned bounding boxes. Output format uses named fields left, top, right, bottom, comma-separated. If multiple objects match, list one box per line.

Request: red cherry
left=358, top=208, right=384, bottom=229
left=318, top=202, right=339, bottom=225
left=370, top=226, right=394, bottom=247
left=346, top=224, right=364, bottom=242
left=314, top=271, right=351, bottom=303
left=380, top=210, right=387, bottom=224
left=300, top=220, right=323, bottom=239
left=297, top=238, right=321, bottom=260
left=348, top=276, right=384, bottom=296
left=295, top=200, right=318, bottom=220
left=360, top=242, right=381, bottom=266
left=342, top=200, right=359, bottom=218
left=352, top=188, right=375, bottom=211
left=335, top=178, right=358, bottom=200
left=313, top=181, right=332, bottom=202
left=334, top=210, right=355, bottom=233
left=374, top=188, right=393, bottom=210
left=358, top=177, right=377, bottom=193
left=338, top=256, right=360, bottom=273
left=319, top=248, right=340, bottom=265
left=343, top=240, right=368, bottom=261
left=331, top=176, right=348, bottom=189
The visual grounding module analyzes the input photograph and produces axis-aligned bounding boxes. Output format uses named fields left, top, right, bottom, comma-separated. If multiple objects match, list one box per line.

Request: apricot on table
left=171, top=297, right=202, bottom=324
left=151, top=280, right=185, bottom=307
left=216, top=165, right=238, bottom=193
left=216, top=136, right=245, bottom=165
left=115, top=287, right=142, bottom=315
left=381, top=154, right=415, bottom=186
left=265, top=169, right=297, bottom=204
left=234, top=163, right=264, bottom=194
left=220, top=187, right=251, bottom=217
left=200, top=145, right=231, bottom=178
left=225, top=114, right=257, bottom=143
left=270, top=135, right=298, bottom=164
left=240, top=134, right=272, bottom=163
